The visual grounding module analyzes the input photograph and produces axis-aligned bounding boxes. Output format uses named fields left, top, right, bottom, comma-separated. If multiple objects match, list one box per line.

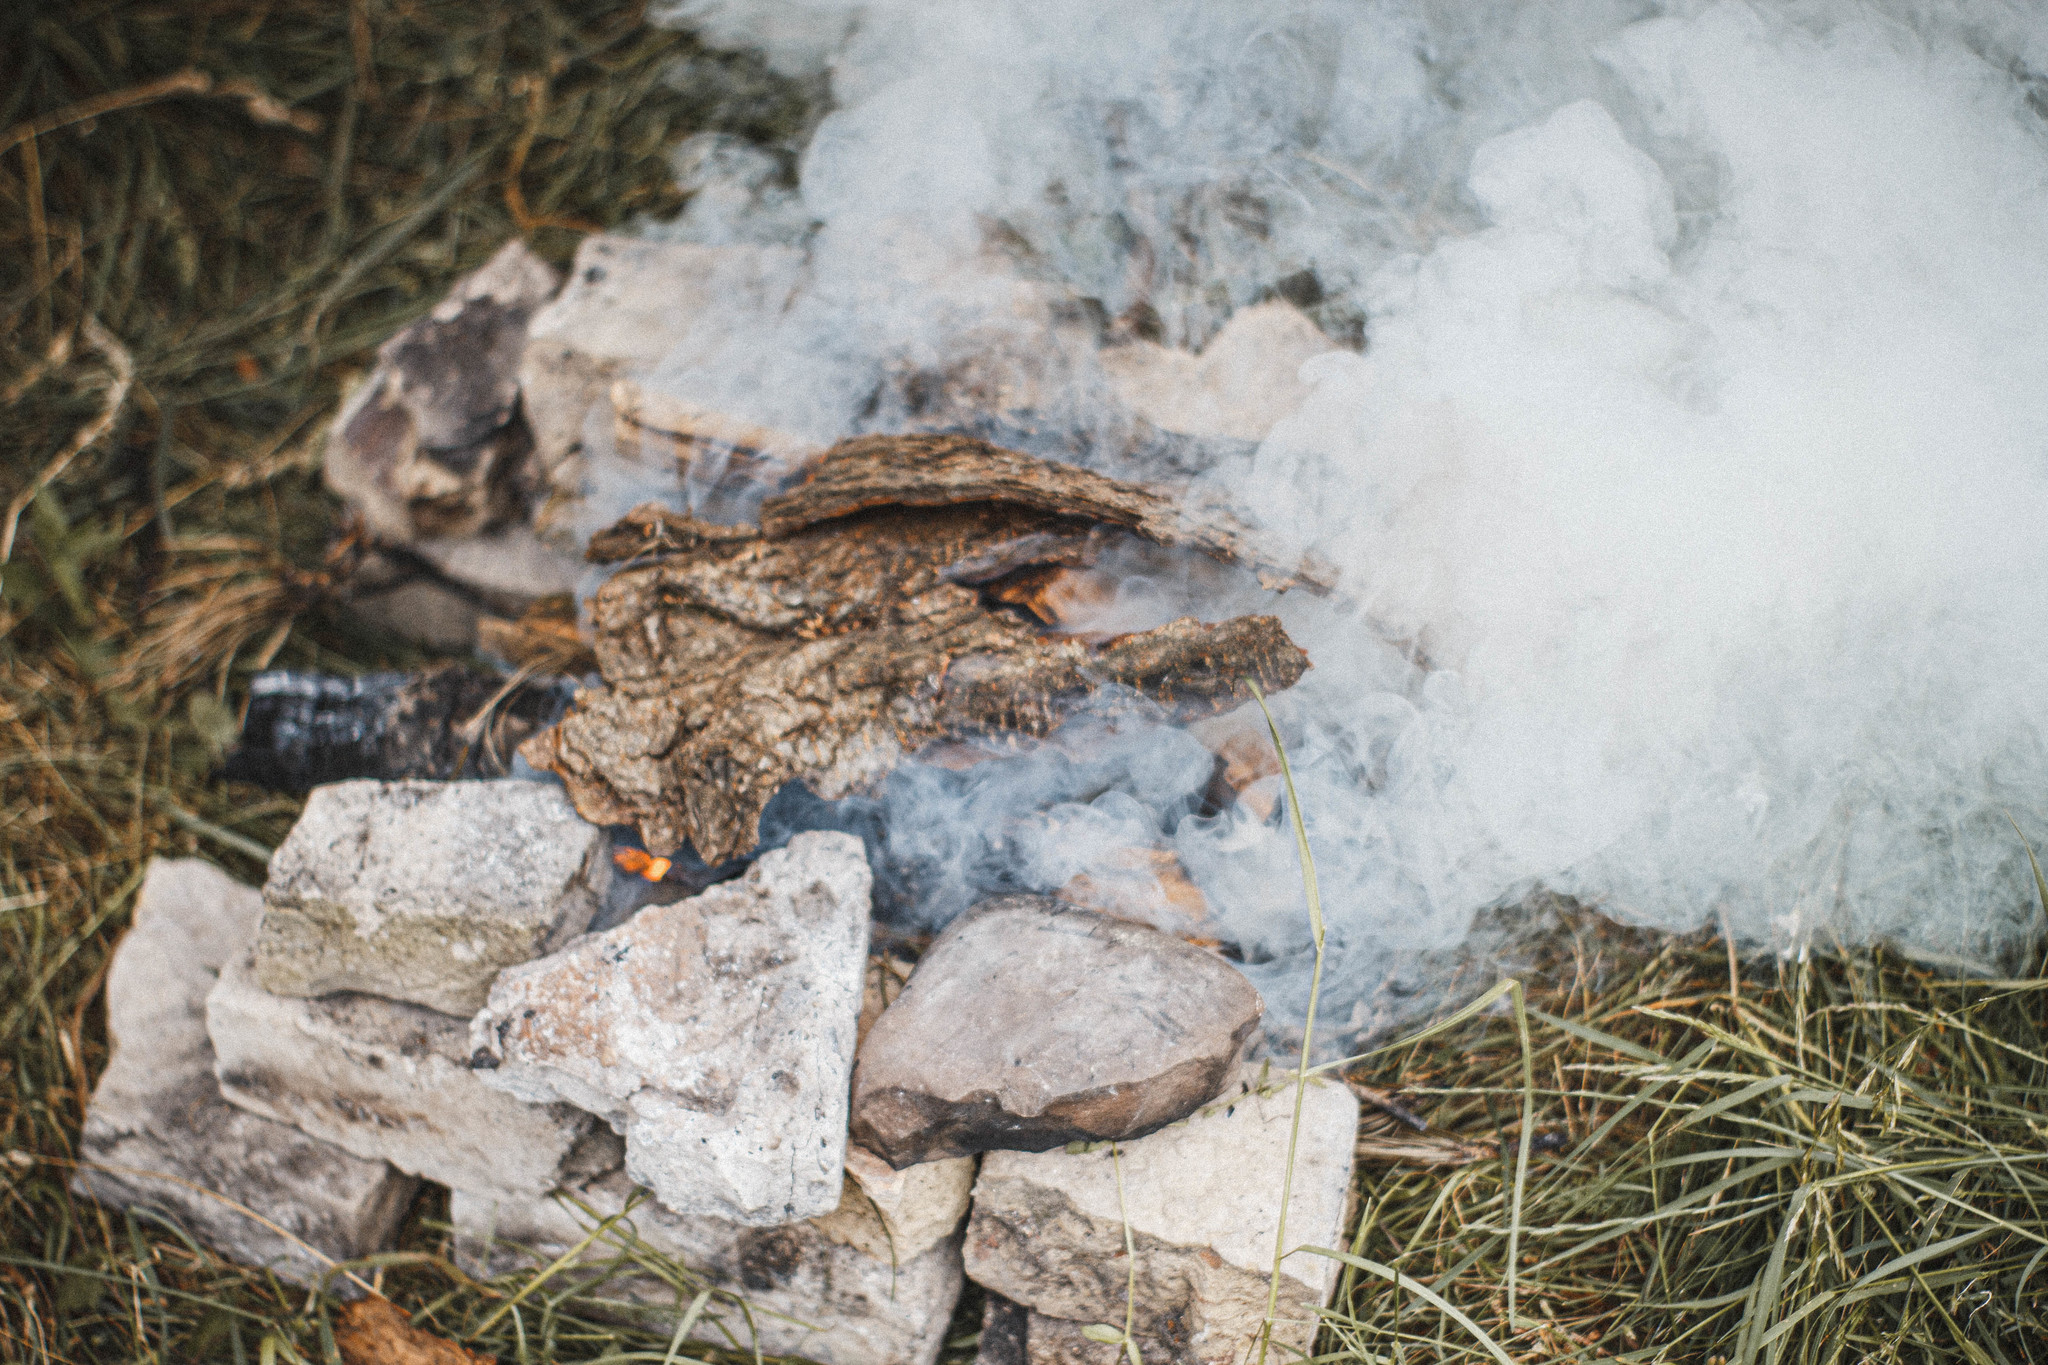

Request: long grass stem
left=1248, top=678, right=1327, bottom=1365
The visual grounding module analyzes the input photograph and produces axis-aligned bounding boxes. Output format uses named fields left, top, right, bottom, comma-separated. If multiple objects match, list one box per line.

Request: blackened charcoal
left=223, top=666, right=577, bottom=792
left=974, top=1294, right=1030, bottom=1365
left=222, top=673, right=406, bottom=791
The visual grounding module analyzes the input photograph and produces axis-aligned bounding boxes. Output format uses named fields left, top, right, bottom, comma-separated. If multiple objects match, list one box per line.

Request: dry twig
left=0, top=318, right=134, bottom=565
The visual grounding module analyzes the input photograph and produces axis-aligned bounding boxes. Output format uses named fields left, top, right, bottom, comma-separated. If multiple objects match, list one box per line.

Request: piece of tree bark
left=757, top=433, right=1332, bottom=590
left=524, top=439, right=1314, bottom=863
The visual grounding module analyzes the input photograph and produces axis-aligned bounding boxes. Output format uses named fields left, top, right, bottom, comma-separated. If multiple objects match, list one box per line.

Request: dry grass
left=0, top=4, right=849, bottom=1360
left=3, top=5, right=2045, bottom=1364
left=1315, top=909, right=2048, bottom=1365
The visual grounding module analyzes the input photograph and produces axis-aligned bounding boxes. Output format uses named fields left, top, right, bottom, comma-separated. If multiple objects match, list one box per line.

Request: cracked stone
left=452, top=1129, right=963, bottom=1365
left=470, top=831, right=871, bottom=1224
left=254, top=779, right=607, bottom=1016
left=208, top=944, right=593, bottom=1195
left=850, top=896, right=1263, bottom=1167
left=963, top=1069, right=1359, bottom=1365
left=74, top=859, right=414, bottom=1288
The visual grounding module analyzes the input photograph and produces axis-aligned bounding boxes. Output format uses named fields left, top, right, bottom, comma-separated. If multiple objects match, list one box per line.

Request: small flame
left=613, top=848, right=673, bottom=882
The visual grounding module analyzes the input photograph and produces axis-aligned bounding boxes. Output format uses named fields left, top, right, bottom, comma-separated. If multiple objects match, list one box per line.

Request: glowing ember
left=612, top=848, right=673, bottom=882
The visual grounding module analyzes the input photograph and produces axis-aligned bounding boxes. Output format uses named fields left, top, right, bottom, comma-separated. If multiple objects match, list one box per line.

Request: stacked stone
left=71, top=857, right=415, bottom=1289
left=78, top=778, right=613, bottom=1290
left=846, top=896, right=1359, bottom=1365
left=75, top=780, right=957, bottom=1362
left=453, top=817, right=969, bottom=1365
left=79, top=777, right=1360, bottom=1365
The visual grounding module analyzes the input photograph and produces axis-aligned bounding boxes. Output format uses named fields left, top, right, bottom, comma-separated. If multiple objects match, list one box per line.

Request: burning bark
left=523, top=435, right=1315, bottom=863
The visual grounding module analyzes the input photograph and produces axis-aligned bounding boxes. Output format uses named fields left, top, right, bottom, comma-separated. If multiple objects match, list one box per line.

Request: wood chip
left=334, top=1296, right=494, bottom=1365
left=476, top=593, right=596, bottom=674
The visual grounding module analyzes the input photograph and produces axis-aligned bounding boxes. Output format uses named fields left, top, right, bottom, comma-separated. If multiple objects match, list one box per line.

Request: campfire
left=41, top=4, right=2048, bottom=1362
left=73, top=233, right=1381, bottom=1365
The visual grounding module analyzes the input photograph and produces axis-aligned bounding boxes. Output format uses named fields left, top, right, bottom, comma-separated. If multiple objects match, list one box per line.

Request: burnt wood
left=224, top=666, right=575, bottom=792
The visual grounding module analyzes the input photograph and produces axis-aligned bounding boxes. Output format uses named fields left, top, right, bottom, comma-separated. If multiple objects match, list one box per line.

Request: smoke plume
left=621, top=0, right=2048, bottom=1037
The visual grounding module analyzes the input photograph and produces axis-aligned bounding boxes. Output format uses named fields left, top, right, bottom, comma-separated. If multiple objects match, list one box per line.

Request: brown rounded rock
left=850, top=895, right=1263, bottom=1168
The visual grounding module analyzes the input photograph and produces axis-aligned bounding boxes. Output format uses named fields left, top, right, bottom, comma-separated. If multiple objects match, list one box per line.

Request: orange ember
left=612, top=848, right=672, bottom=882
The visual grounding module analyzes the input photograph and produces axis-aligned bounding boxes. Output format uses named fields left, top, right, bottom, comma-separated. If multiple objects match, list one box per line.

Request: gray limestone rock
left=74, top=859, right=414, bottom=1289
left=518, top=234, right=804, bottom=501
left=452, top=1129, right=963, bottom=1365
left=327, top=238, right=562, bottom=545
left=323, top=239, right=584, bottom=658
left=963, top=1069, right=1359, bottom=1365
left=208, top=945, right=593, bottom=1195
left=470, top=830, right=871, bottom=1224
left=851, top=896, right=1263, bottom=1167
left=254, top=779, right=607, bottom=1016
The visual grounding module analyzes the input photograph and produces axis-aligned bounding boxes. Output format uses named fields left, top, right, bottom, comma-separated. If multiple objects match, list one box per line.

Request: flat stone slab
left=964, top=1069, right=1358, bottom=1365
left=75, top=859, right=414, bottom=1288
left=519, top=233, right=804, bottom=494
left=208, top=945, right=593, bottom=1195
left=452, top=1130, right=962, bottom=1365
left=255, top=779, right=607, bottom=1016
left=471, top=831, right=871, bottom=1223
left=851, top=896, right=1263, bottom=1167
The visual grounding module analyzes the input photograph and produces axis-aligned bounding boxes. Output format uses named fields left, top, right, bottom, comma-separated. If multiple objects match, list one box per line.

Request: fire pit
left=50, top=4, right=2048, bottom=1362
left=72, top=235, right=1385, bottom=1364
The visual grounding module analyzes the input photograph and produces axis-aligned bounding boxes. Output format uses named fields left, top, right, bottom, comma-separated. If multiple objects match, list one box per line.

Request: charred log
left=223, top=666, right=576, bottom=792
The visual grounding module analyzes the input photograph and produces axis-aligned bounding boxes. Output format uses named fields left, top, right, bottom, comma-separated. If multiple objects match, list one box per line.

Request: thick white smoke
left=633, top=0, right=2048, bottom=1034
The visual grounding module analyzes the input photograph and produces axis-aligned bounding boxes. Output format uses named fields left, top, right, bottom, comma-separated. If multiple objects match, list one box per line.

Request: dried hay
left=1318, top=907, right=2048, bottom=1364
left=0, top=5, right=2041, bottom=1364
